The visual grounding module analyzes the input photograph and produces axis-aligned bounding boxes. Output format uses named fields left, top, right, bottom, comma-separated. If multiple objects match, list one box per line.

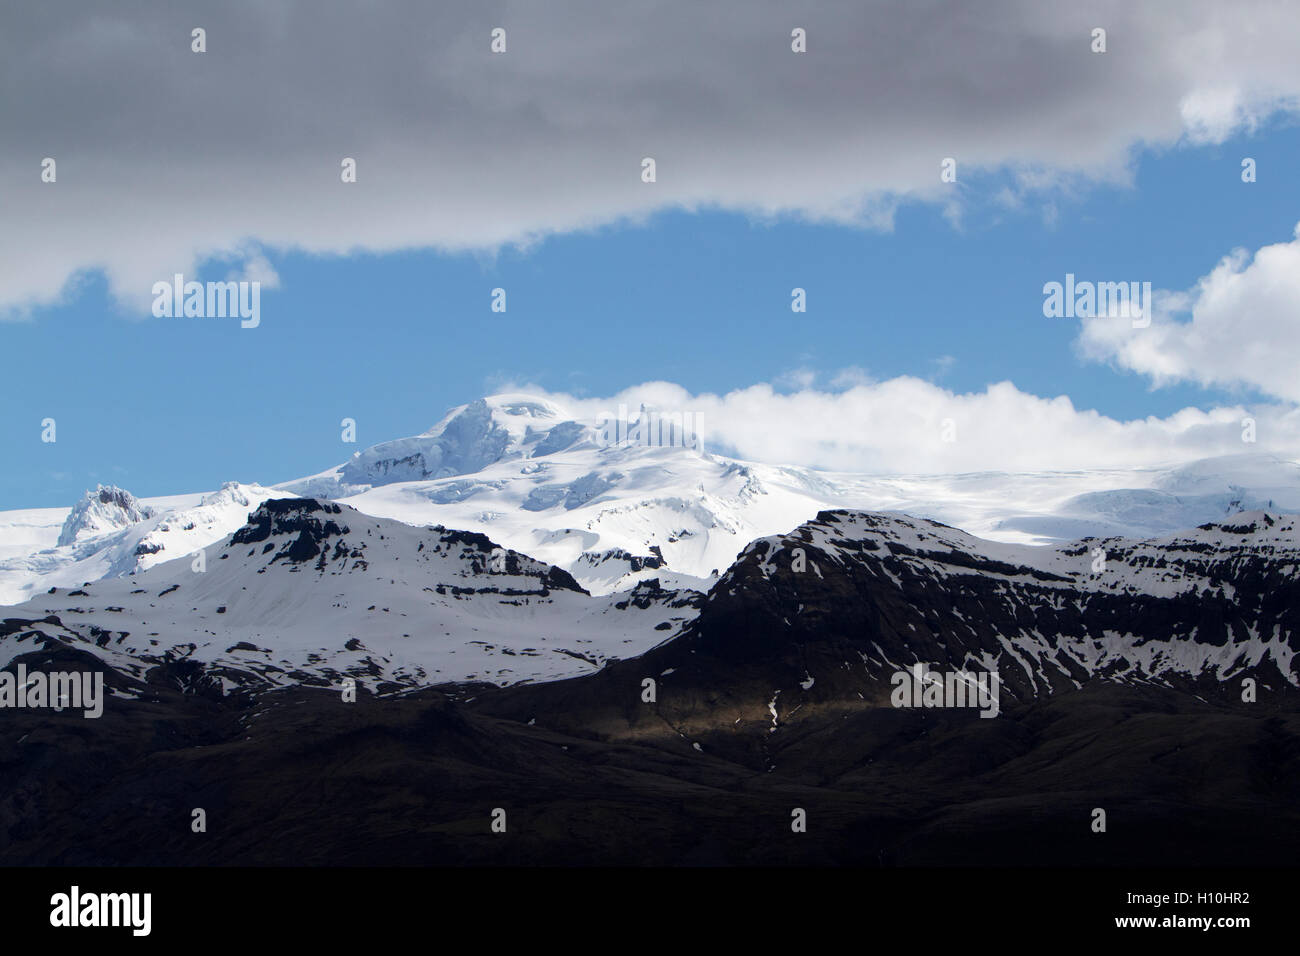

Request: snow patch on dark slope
left=491, top=508, right=1300, bottom=755
left=690, top=509, right=1300, bottom=699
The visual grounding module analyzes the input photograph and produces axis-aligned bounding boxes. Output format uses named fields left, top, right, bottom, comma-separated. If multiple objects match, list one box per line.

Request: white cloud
left=774, top=367, right=818, bottom=391
left=5, top=0, right=1300, bottom=314
left=230, top=252, right=280, bottom=291
left=1077, top=223, right=1300, bottom=402
left=502, top=377, right=1294, bottom=474
left=829, top=366, right=874, bottom=390
left=1179, top=87, right=1299, bottom=144
left=929, top=355, right=956, bottom=380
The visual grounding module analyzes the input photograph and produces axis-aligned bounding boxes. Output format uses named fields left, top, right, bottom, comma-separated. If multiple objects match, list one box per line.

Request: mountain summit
left=57, top=485, right=155, bottom=547
left=285, top=395, right=600, bottom=498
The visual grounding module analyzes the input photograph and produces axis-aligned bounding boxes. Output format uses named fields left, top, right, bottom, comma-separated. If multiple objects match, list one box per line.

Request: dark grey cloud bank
left=2, top=0, right=1298, bottom=312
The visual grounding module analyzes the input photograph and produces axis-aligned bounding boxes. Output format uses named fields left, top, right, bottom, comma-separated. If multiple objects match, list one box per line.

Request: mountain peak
left=420, top=394, right=569, bottom=438
left=312, top=394, right=597, bottom=492
left=57, top=484, right=155, bottom=547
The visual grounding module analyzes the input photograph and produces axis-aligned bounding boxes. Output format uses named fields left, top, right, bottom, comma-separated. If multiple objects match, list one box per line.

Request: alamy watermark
left=152, top=273, right=260, bottom=328
left=596, top=404, right=704, bottom=452
left=0, top=665, right=104, bottom=718
left=50, top=886, right=150, bottom=936
left=890, top=661, right=1000, bottom=718
left=1043, top=273, right=1151, bottom=328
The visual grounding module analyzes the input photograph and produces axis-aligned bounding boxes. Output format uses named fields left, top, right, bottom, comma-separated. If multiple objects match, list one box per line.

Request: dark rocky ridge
left=478, top=509, right=1300, bottom=769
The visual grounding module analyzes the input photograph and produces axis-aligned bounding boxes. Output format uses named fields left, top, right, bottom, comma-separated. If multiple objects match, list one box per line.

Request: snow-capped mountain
left=4, top=497, right=1296, bottom=868
left=716, top=507, right=1300, bottom=699
left=4, top=393, right=1300, bottom=604
left=280, top=394, right=1300, bottom=595
left=0, top=482, right=291, bottom=605
left=281, top=395, right=598, bottom=498
left=57, top=486, right=156, bottom=547
left=0, top=498, right=699, bottom=692
left=478, top=508, right=1300, bottom=763
left=3, top=499, right=1295, bottom=717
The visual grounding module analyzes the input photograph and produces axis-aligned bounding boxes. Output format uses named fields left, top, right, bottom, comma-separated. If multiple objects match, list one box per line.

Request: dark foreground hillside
left=1, top=643, right=1295, bottom=866
left=4, top=507, right=1299, bottom=865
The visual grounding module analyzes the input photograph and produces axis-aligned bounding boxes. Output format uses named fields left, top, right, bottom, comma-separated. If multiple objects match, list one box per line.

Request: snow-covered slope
left=334, top=448, right=838, bottom=595
left=985, top=454, right=1300, bottom=541
left=57, top=486, right=156, bottom=546
left=0, top=482, right=289, bottom=605
left=296, top=399, right=1300, bottom=594
left=3, top=393, right=1300, bottom=603
left=0, top=506, right=69, bottom=563
left=271, top=394, right=860, bottom=593
left=1, top=498, right=699, bottom=691
left=5, top=500, right=1295, bottom=707
left=280, top=395, right=597, bottom=498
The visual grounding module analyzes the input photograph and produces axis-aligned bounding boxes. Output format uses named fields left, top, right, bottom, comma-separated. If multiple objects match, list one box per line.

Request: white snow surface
left=57, top=485, right=156, bottom=547
left=0, top=483, right=289, bottom=605
left=0, top=501, right=696, bottom=691
left=3, top=393, right=1300, bottom=604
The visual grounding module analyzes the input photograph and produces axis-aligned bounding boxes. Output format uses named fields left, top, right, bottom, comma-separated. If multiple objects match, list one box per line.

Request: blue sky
left=7, top=2, right=1300, bottom=509
left=5, top=121, right=1299, bottom=509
